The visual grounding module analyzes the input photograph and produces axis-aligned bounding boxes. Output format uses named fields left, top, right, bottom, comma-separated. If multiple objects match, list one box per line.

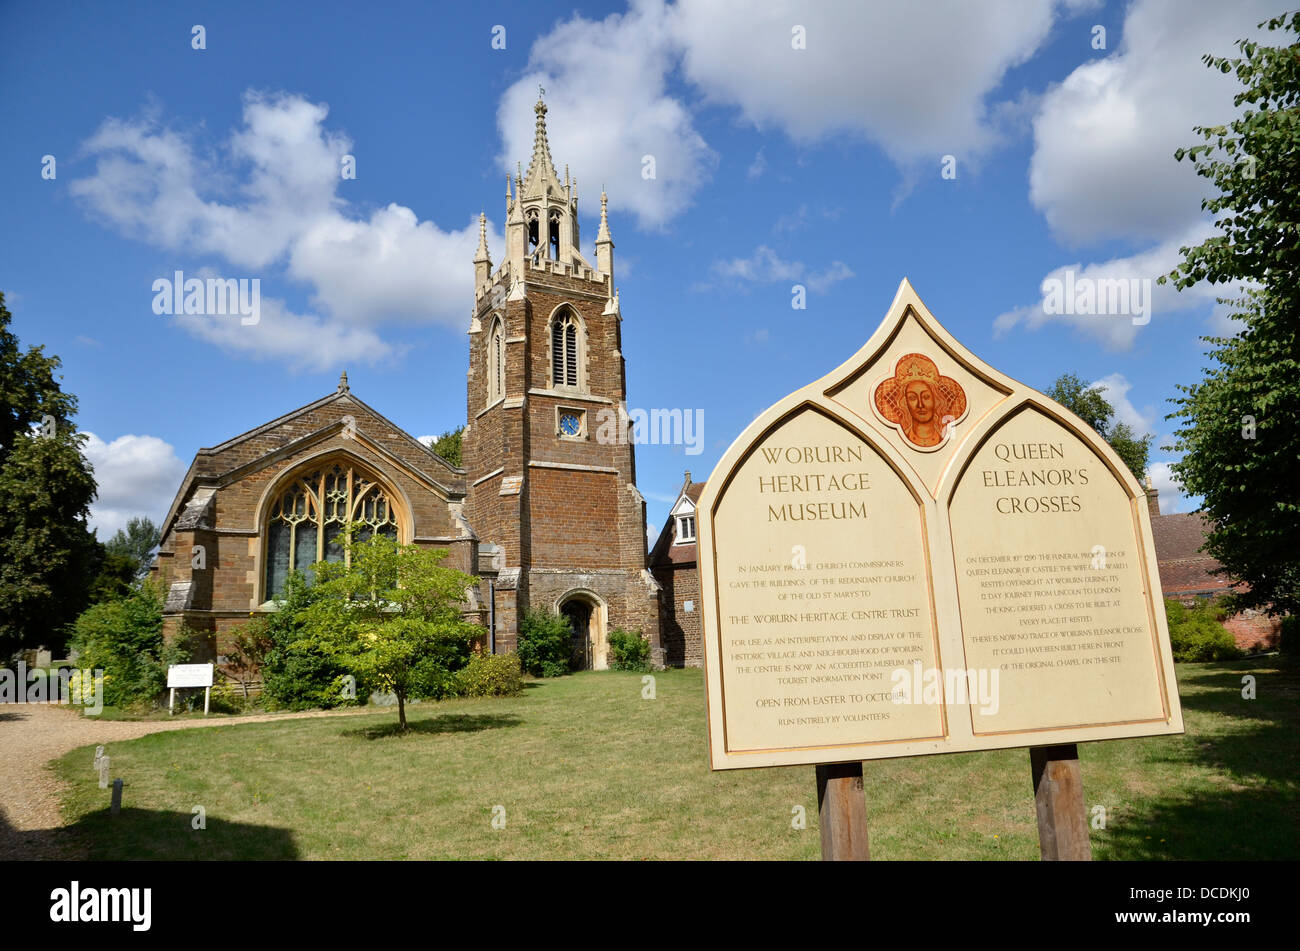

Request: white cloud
left=178, top=297, right=397, bottom=372
left=71, top=91, right=493, bottom=363
left=82, top=433, right=188, bottom=539
left=669, top=0, right=1069, bottom=163
left=991, top=221, right=1224, bottom=349
left=1028, top=0, right=1277, bottom=245
left=713, top=245, right=803, bottom=284
left=501, top=0, right=1079, bottom=233
left=497, top=1, right=718, bottom=232
left=1146, top=460, right=1185, bottom=515
left=1089, top=372, right=1155, bottom=434
left=708, top=245, right=853, bottom=293
left=290, top=204, right=501, bottom=325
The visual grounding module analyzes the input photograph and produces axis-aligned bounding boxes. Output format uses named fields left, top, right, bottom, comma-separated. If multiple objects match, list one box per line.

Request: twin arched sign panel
left=699, top=280, right=1182, bottom=770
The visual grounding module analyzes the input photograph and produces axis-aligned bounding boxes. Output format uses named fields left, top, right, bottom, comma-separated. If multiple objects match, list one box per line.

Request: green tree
left=257, top=571, right=354, bottom=710
left=86, top=550, right=140, bottom=604
left=0, top=292, right=77, bottom=465
left=68, top=581, right=187, bottom=708
left=517, top=609, right=573, bottom=678
left=104, top=516, right=161, bottom=579
left=1159, top=13, right=1300, bottom=616
left=1044, top=372, right=1154, bottom=481
left=430, top=427, right=463, bottom=467
left=0, top=426, right=101, bottom=654
left=0, top=292, right=101, bottom=653
left=296, top=530, right=483, bottom=731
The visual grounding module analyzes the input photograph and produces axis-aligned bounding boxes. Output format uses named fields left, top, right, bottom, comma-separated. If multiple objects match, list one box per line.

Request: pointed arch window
left=526, top=211, right=540, bottom=257
left=548, top=209, right=562, bottom=259
left=263, top=461, right=401, bottom=600
left=551, top=311, right=581, bottom=389
left=487, top=318, right=505, bottom=404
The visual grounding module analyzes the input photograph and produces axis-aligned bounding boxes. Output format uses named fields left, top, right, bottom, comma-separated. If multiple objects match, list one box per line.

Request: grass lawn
left=53, top=657, right=1298, bottom=860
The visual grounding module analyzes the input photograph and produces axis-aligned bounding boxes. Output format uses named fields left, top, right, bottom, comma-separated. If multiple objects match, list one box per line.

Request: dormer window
left=676, top=514, right=696, bottom=543
left=670, top=492, right=697, bottom=545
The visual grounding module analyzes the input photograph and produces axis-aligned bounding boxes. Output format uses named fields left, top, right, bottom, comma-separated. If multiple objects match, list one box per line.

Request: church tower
left=462, top=91, right=662, bottom=669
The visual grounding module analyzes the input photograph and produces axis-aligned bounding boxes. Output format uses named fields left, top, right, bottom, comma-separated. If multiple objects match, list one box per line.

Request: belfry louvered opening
left=551, top=311, right=580, bottom=388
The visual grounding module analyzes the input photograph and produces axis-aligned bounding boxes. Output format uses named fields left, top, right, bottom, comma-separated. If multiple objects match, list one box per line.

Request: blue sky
left=0, top=0, right=1280, bottom=540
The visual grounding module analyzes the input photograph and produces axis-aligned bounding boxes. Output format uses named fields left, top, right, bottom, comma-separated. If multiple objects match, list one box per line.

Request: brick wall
left=462, top=259, right=658, bottom=656
left=1222, top=611, right=1283, bottom=652
left=652, top=563, right=703, bottom=667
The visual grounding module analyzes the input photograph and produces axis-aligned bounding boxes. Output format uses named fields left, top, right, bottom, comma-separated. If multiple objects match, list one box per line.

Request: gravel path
left=0, top=701, right=395, bottom=860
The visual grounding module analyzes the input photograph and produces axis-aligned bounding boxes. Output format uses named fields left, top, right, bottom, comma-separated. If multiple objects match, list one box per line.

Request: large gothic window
left=263, top=461, right=401, bottom=600
left=551, top=311, right=581, bottom=389
left=487, top=318, right=505, bottom=404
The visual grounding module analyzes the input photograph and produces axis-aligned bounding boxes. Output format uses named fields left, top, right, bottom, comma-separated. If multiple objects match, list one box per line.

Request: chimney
left=1145, top=476, right=1160, bottom=519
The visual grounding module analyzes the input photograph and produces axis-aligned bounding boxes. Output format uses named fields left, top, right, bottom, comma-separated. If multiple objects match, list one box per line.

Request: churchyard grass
left=53, top=657, right=1296, bottom=859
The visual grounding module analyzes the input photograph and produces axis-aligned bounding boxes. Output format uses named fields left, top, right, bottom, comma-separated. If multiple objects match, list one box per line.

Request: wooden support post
left=110, top=778, right=123, bottom=815
left=169, top=687, right=175, bottom=715
left=204, top=686, right=210, bottom=715
left=815, top=762, right=870, bottom=861
left=1030, top=744, right=1091, bottom=861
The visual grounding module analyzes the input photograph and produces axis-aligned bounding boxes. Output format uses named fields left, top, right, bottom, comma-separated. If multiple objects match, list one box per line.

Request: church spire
left=595, top=189, right=615, bottom=293
left=596, top=189, right=612, bottom=245
left=473, top=211, right=492, bottom=288
left=522, top=87, right=561, bottom=199
left=474, top=212, right=490, bottom=263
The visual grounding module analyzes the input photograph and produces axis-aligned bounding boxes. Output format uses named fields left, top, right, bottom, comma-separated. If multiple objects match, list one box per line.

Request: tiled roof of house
left=1151, top=512, right=1235, bottom=596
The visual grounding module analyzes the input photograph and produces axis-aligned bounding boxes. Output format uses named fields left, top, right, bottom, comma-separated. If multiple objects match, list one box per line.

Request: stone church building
left=152, top=95, right=664, bottom=670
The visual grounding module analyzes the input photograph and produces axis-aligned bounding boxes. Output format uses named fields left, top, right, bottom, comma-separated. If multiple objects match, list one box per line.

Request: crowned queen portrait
left=872, top=353, right=968, bottom=449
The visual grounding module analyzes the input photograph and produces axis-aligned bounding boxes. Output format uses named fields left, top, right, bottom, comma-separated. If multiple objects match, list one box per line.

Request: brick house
left=152, top=94, right=662, bottom=669
left=1149, top=490, right=1284, bottom=652
left=649, top=472, right=706, bottom=667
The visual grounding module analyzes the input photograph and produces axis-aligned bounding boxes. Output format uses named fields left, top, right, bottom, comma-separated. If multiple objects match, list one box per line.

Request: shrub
left=68, top=581, right=189, bottom=709
left=607, top=627, right=651, bottom=671
left=517, top=609, right=572, bottom=677
left=1165, top=598, right=1241, bottom=662
left=455, top=651, right=523, bottom=697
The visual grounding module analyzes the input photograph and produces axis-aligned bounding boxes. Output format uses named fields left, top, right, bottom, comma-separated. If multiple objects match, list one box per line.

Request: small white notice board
left=167, top=663, right=215, bottom=714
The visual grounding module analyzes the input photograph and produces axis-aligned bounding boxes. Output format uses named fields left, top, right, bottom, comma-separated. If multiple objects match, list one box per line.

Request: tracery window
left=263, top=461, right=400, bottom=600
left=551, top=311, right=580, bottom=389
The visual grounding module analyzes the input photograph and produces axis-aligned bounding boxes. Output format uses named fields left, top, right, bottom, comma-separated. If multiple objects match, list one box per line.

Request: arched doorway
left=558, top=592, right=607, bottom=670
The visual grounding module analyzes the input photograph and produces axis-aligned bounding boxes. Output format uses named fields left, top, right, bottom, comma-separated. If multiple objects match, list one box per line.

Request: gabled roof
left=649, top=472, right=706, bottom=567
left=158, top=380, right=463, bottom=538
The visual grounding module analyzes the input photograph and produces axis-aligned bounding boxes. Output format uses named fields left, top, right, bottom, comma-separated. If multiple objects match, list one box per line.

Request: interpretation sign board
left=167, top=663, right=214, bottom=715
left=167, top=664, right=214, bottom=689
left=699, top=280, right=1183, bottom=770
